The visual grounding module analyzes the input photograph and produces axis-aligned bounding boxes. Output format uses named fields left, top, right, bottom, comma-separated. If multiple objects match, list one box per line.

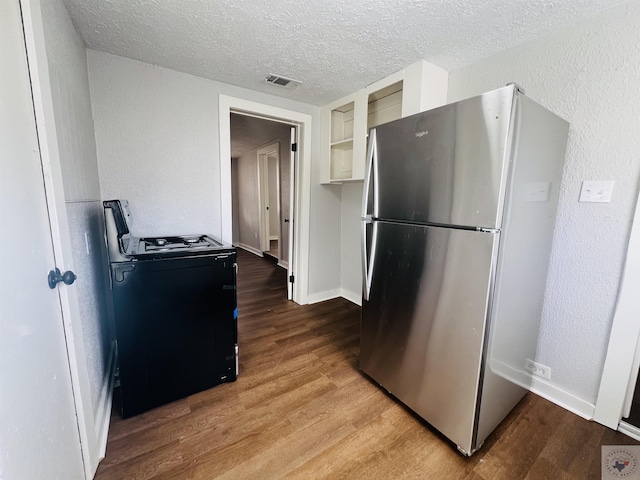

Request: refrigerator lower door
left=360, top=221, right=498, bottom=454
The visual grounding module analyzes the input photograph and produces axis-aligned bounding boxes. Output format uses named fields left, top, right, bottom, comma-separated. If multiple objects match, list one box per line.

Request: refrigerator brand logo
left=415, top=130, right=429, bottom=138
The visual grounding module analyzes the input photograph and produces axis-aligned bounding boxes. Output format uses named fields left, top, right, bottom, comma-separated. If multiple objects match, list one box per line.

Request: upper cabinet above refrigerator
left=320, top=60, right=449, bottom=184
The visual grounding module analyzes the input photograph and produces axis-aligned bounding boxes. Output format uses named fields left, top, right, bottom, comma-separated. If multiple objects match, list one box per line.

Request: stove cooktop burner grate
left=138, top=235, right=224, bottom=254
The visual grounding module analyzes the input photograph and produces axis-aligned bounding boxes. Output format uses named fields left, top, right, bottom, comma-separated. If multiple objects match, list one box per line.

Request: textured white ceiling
left=63, top=0, right=626, bottom=105
left=230, top=114, right=291, bottom=158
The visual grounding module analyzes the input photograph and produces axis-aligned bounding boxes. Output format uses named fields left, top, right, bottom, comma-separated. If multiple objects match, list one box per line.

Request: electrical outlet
left=525, top=359, right=551, bottom=380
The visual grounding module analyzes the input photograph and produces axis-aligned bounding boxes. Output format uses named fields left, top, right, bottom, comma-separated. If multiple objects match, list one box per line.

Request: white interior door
left=0, top=2, right=85, bottom=478
left=259, top=153, right=271, bottom=252
left=287, top=127, right=298, bottom=300
left=268, top=155, right=280, bottom=244
left=257, top=143, right=280, bottom=254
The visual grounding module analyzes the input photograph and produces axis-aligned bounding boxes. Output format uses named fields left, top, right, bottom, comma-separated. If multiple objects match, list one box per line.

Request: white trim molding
left=619, top=421, right=640, bottom=442
left=307, top=288, right=362, bottom=306
left=237, top=243, right=264, bottom=257
left=306, top=289, right=341, bottom=305
left=96, top=340, right=117, bottom=461
left=219, top=95, right=312, bottom=305
left=530, top=377, right=596, bottom=421
left=594, top=189, right=640, bottom=428
left=340, top=289, right=362, bottom=306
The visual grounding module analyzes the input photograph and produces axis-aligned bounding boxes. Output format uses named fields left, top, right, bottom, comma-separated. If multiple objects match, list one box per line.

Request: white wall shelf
left=320, top=60, right=448, bottom=184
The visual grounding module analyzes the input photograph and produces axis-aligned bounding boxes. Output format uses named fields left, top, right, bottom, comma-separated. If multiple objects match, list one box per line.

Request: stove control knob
left=48, top=268, right=77, bottom=289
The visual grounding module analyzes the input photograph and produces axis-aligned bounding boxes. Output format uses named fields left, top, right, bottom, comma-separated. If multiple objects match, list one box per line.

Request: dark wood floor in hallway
left=95, top=249, right=638, bottom=479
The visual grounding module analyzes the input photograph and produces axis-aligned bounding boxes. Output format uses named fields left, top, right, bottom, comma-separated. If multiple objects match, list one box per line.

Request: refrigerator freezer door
left=371, top=86, right=514, bottom=229
left=360, top=220, right=498, bottom=453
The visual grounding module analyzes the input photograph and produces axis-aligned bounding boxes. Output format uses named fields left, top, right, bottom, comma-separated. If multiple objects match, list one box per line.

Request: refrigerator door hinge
left=291, top=143, right=297, bottom=152
left=289, top=275, right=295, bottom=283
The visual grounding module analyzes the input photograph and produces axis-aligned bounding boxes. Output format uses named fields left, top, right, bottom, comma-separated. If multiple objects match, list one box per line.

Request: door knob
left=48, top=268, right=77, bottom=289
left=284, top=218, right=290, bottom=223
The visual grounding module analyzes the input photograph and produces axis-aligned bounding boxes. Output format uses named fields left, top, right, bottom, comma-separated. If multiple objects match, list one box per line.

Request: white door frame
left=594, top=189, right=640, bottom=429
left=287, top=126, right=298, bottom=300
left=219, top=96, right=311, bottom=304
left=257, top=142, right=280, bottom=254
left=21, top=0, right=99, bottom=477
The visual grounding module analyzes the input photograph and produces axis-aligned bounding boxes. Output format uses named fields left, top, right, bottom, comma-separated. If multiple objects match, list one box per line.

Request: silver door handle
left=362, top=128, right=377, bottom=220
left=361, top=221, right=369, bottom=301
left=362, top=219, right=377, bottom=302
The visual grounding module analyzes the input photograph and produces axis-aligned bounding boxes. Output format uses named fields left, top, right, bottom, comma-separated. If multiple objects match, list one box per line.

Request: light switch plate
left=579, top=180, right=614, bottom=203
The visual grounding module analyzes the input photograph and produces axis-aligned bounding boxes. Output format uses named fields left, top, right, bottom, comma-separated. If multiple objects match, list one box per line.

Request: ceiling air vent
left=265, top=74, right=302, bottom=89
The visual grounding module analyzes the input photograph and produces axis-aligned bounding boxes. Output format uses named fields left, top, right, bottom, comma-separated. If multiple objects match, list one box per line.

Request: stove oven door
left=111, top=251, right=237, bottom=417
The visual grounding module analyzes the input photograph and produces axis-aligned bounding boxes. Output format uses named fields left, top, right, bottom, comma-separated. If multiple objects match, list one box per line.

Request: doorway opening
left=230, top=114, right=292, bottom=272
left=219, top=95, right=312, bottom=304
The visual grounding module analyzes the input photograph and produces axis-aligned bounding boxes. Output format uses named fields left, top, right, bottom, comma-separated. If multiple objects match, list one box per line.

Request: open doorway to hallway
left=230, top=113, right=294, bottom=294
left=219, top=95, right=311, bottom=304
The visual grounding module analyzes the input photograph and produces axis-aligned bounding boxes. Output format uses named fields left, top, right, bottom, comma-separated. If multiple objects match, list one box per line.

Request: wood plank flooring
left=95, top=249, right=638, bottom=479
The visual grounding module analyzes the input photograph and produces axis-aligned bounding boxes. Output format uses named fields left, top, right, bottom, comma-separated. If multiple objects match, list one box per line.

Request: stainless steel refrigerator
left=360, top=84, right=569, bottom=455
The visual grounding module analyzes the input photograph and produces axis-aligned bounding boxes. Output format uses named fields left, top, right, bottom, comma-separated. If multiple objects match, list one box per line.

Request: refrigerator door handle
left=361, top=128, right=377, bottom=220
left=361, top=219, right=369, bottom=301
left=361, top=219, right=378, bottom=302
left=362, top=128, right=378, bottom=302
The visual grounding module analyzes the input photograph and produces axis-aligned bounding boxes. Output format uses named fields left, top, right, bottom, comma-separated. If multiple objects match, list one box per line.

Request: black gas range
left=103, top=200, right=238, bottom=418
left=104, top=199, right=233, bottom=260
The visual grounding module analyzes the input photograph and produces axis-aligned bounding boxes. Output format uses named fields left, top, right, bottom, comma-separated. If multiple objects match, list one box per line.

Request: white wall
left=448, top=1, right=640, bottom=411
left=87, top=51, right=341, bottom=298
left=341, top=183, right=363, bottom=304
left=235, top=146, right=261, bottom=252
left=40, top=0, right=113, bottom=430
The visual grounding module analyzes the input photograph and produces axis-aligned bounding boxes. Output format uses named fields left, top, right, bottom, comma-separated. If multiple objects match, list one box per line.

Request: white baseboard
left=340, top=288, right=362, bottom=306
left=269, top=235, right=278, bottom=241
left=96, top=340, right=117, bottom=462
left=530, top=376, right=596, bottom=420
left=619, top=421, right=640, bottom=441
left=306, top=289, right=341, bottom=304
left=306, top=289, right=362, bottom=306
left=237, top=243, right=263, bottom=257
left=277, top=260, right=288, bottom=269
